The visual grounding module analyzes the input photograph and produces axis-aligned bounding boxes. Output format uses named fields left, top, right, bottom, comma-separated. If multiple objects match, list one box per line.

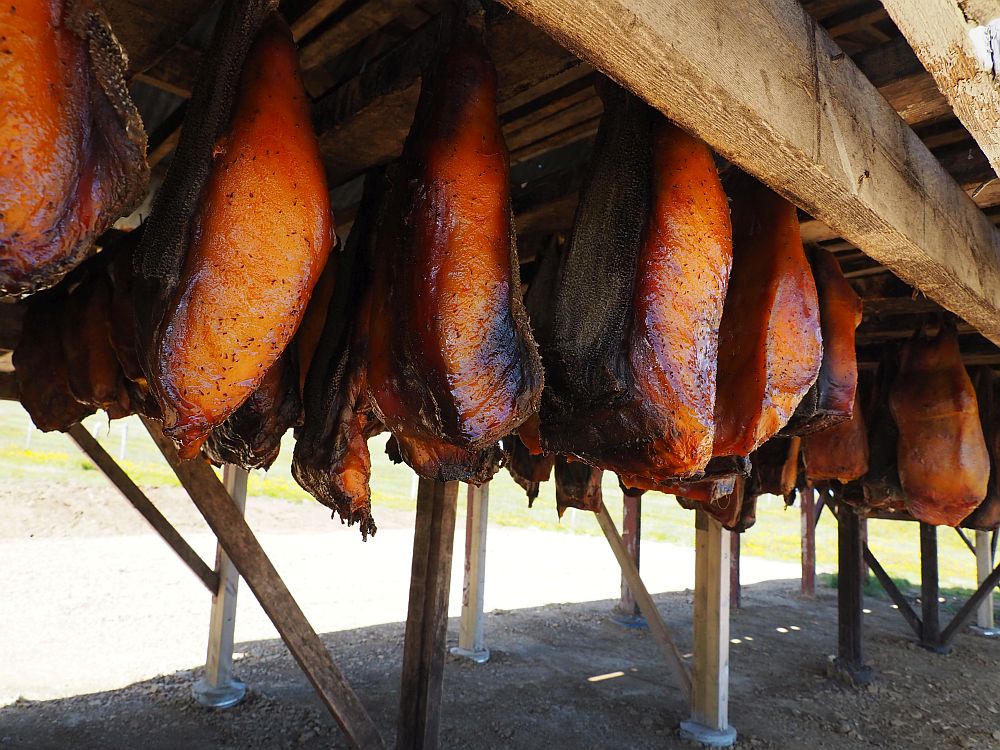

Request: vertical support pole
left=613, top=492, right=645, bottom=625
left=397, top=479, right=459, bottom=750
left=975, top=530, right=997, bottom=632
left=729, top=531, right=741, bottom=610
left=451, top=483, right=490, bottom=663
left=193, top=464, right=248, bottom=708
left=801, top=489, right=816, bottom=597
left=833, top=501, right=872, bottom=685
left=680, top=510, right=737, bottom=748
left=919, top=522, right=948, bottom=652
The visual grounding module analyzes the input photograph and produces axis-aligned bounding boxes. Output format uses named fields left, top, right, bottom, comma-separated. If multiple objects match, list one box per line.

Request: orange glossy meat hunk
left=803, top=390, right=869, bottom=483
left=153, top=15, right=335, bottom=458
left=713, top=175, right=822, bottom=456
left=0, top=0, right=147, bottom=297
left=890, top=327, right=988, bottom=526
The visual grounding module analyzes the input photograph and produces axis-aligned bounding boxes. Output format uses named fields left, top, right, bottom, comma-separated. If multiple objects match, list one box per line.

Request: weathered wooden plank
left=300, top=0, right=415, bottom=71
left=882, top=0, right=1000, bottom=178
left=975, top=530, right=995, bottom=629
left=497, top=0, right=1000, bottom=345
left=452, top=483, right=490, bottom=663
left=134, top=42, right=201, bottom=98
left=103, top=0, right=214, bottom=74
left=142, top=418, right=384, bottom=749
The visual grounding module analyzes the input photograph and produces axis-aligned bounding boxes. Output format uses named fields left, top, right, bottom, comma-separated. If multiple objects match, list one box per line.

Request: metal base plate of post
left=193, top=676, right=247, bottom=709
left=679, top=720, right=737, bottom=748
left=610, top=612, right=648, bottom=629
left=449, top=645, right=490, bottom=664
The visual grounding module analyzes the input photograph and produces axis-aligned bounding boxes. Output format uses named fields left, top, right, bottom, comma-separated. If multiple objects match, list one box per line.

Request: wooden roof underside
left=16, top=0, right=1000, bottom=369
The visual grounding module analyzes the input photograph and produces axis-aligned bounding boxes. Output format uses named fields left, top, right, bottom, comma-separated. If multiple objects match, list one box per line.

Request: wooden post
left=451, top=482, right=490, bottom=663
left=193, top=465, right=249, bottom=708
left=919, top=522, right=948, bottom=652
left=680, top=510, right=736, bottom=747
left=397, top=478, right=459, bottom=750
left=834, top=502, right=872, bottom=685
left=975, top=530, right=997, bottom=632
left=142, top=418, right=384, bottom=749
left=615, top=492, right=643, bottom=622
left=729, top=531, right=741, bottom=610
left=801, top=489, right=816, bottom=598
left=595, top=502, right=692, bottom=698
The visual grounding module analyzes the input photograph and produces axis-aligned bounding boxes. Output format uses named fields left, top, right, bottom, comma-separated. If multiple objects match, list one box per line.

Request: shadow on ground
left=3, top=579, right=1000, bottom=750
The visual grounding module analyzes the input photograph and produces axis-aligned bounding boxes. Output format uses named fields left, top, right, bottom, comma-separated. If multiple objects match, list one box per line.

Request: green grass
left=0, top=401, right=984, bottom=591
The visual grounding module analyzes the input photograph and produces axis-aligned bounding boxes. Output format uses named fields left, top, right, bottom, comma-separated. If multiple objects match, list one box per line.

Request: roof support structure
left=498, top=0, right=1000, bottom=345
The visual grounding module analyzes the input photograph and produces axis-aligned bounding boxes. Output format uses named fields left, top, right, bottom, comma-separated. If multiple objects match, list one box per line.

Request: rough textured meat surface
left=14, top=292, right=94, bottom=431
left=890, top=326, right=988, bottom=526
left=505, top=432, right=554, bottom=505
left=0, top=0, right=147, bottom=297
left=803, top=390, right=869, bottom=483
left=859, top=359, right=905, bottom=513
left=554, top=457, right=602, bottom=517
left=675, top=476, right=746, bottom=529
left=713, top=172, right=822, bottom=457
left=366, top=11, right=541, bottom=482
left=749, top=437, right=800, bottom=500
left=151, top=15, right=333, bottom=458
left=541, top=85, right=732, bottom=483
left=784, top=246, right=862, bottom=435
left=204, top=352, right=300, bottom=470
left=292, top=173, right=382, bottom=539
left=963, top=369, right=1000, bottom=530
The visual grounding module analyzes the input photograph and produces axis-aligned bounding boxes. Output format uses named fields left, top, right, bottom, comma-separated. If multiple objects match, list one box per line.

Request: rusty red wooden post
left=729, top=531, right=741, bottom=609
left=801, top=488, right=816, bottom=598
left=618, top=492, right=642, bottom=618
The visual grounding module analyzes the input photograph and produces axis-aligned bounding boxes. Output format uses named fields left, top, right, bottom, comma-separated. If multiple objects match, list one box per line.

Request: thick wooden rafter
left=881, top=0, right=1000, bottom=179
left=497, top=0, right=1000, bottom=345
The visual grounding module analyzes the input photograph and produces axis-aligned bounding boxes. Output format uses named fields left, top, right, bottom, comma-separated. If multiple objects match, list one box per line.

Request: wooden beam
left=67, top=423, right=218, bottom=593
left=882, top=0, right=1000, bottom=179
left=618, top=493, right=641, bottom=618
left=142, top=418, right=384, bottom=749
left=299, top=0, right=412, bottom=71
left=835, top=501, right=872, bottom=684
left=975, top=530, right=996, bottom=630
left=451, top=482, right=490, bottom=663
left=800, top=489, right=816, bottom=597
left=497, top=0, right=1000, bottom=345
left=919, top=522, right=948, bottom=651
left=397, top=478, right=460, bottom=750
left=595, top=502, right=693, bottom=700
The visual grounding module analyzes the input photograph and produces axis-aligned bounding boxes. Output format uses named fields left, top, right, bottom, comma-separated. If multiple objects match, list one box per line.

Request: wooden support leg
left=974, top=530, right=998, bottom=633
left=193, top=465, right=249, bottom=708
left=800, top=489, right=816, bottom=598
left=729, top=532, right=741, bottom=610
left=919, top=522, right=949, bottom=653
left=680, top=510, right=736, bottom=748
left=142, top=418, right=384, bottom=749
left=833, top=502, right=872, bottom=685
left=397, top=479, right=459, bottom=750
left=451, top=482, right=490, bottom=664
left=613, top=492, right=646, bottom=626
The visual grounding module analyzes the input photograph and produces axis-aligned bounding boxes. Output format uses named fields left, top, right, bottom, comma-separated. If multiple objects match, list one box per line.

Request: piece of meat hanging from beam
left=14, top=292, right=95, bottom=431
left=857, top=356, right=905, bottom=513
left=782, top=246, right=862, bottom=435
left=366, top=7, right=542, bottom=484
left=540, top=82, right=732, bottom=485
left=962, top=368, right=1000, bottom=530
left=890, top=325, right=989, bottom=526
left=675, top=475, right=747, bottom=530
left=139, top=11, right=334, bottom=459
left=291, top=172, right=384, bottom=539
left=0, top=0, right=148, bottom=297
left=712, top=171, right=823, bottom=457
left=748, top=437, right=801, bottom=503
left=554, top=456, right=603, bottom=517
left=802, top=389, right=870, bottom=484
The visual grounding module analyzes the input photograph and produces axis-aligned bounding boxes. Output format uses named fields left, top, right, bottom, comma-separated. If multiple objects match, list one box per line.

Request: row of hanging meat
left=3, top=2, right=994, bottom=538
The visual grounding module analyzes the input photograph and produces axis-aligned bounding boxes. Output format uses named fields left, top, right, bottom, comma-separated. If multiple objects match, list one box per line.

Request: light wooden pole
left=680, top=509, right=736, bottom=747
left=800, top=489, right=816, bottom=598
left=193, top=464, right=248, bottom=708
left=451, top=482, right=490, bottom=663
left=974, top=530, right=997, bottom=632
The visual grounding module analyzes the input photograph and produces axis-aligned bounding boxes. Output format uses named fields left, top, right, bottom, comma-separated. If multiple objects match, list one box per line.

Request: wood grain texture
left=882, top=1, right=1000, bottom=178
left=497, top=0, right=1000, bottom=345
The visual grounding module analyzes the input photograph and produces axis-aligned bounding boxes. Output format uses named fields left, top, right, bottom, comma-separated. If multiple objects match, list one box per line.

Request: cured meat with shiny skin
left=295, top=254, right=338, bottom=397
left=713, top=173, right=822, bottom=457
left=61, top=268, right=130, bottom=418
left=150, top=15, right=334, bottom=458
left=540, top=84, right=732, bottom=482
left=14, top=293, right=94, bottom=431
left=505, top=432, right=554, bottom=505
left=204, top=353, right=300, bottom=470
left=292, top=173, right=382, bottom=539
left=963, top=369, right=1000, bottom=530
left=860, top=358, right=905, bottom=513
left=366, top=11, right=541, bottom=483
left=749, top=437, right=800, bottom=501
left=0, top=0, right=147, bottom=297
left=803, top=390, right=869, bottom=483
left=890, top=326, right=988, bottom=526
left=555, top=457, right=602, bottom=517
left=783, top=247, right=862, bottom=434
left=676, top=476, right=746, bottom=530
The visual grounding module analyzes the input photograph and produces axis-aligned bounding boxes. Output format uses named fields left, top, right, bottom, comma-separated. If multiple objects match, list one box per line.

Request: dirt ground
left=3, top=480, right=1000, bottom=749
